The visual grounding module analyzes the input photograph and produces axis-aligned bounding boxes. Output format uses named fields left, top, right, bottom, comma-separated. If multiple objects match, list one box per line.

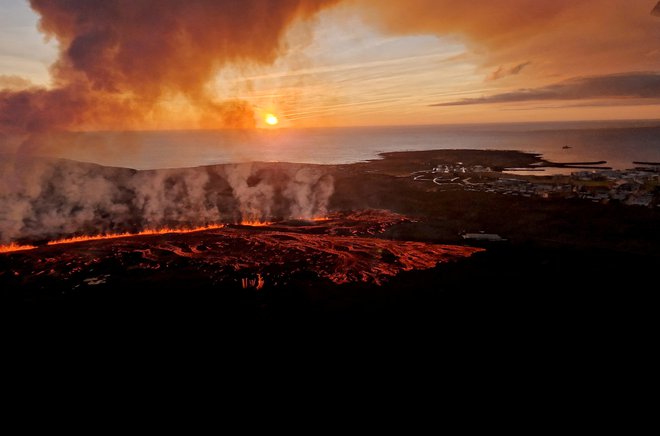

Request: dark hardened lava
left=0, top=210, right=482, bottom=302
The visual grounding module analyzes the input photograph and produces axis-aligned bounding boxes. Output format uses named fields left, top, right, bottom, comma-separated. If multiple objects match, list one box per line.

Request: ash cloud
left=0, top=158, right=334, bottom=243
left=0, top=1, right=338, bottom=244
left=0, top=0, right=338, bottom=139
left=433, top=72, right=660, bottom=106
left=0, top=75, right=34, bottom=91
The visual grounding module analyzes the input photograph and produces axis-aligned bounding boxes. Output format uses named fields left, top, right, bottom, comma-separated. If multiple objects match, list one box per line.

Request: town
left=412, top=163, right=660, bottom=207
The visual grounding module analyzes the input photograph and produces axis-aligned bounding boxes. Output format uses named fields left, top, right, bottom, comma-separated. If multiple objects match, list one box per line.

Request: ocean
left=32, top=120, right=660, bottom=172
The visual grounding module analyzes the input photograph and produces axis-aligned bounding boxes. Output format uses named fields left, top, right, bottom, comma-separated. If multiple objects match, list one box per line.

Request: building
left=462, top=233, right=506, bottom=242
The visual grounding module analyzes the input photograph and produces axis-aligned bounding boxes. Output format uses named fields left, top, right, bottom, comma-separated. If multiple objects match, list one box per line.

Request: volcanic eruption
left=0, top=0, right=340, bottom=138
left=0, top=210, right=483, bottom=302
left=1, top=0, right=340, bottom=243
left=0, top=1, right=485, bottom=305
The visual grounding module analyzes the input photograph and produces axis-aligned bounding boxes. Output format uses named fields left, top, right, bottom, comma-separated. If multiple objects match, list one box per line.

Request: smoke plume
left=223, top=163, right=334, bottom=222
left=0, top=75, right=34, bottom=91
left=0, top=158, right=334, bottom=243
left=0, top=0, right=338, bottom=139
left=284, top=167, right=334, bottom=219
left=0, top=1, right=339, bottom=244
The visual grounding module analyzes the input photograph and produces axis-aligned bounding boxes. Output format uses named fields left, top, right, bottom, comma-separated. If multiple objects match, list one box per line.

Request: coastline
left=2, top=149, right=658, bottom=323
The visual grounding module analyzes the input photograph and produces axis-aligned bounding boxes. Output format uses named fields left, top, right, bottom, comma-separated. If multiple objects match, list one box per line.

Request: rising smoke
left=224, top=163, right=334, bottom=222
left=0, top=0, right=339, bottom=243
left=8, top=0, right=655, bottom=242
left=3, top=0, right=658, bottom=133
left=0, top=157, right=334, bottom=243
left=0, top=0, right=338, bottom=138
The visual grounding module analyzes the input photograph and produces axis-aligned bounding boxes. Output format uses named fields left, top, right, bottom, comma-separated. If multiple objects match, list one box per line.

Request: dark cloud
left=487, top=62, right=531, bottom=81
left=0, top=0, right=338, bottom=137
left=433, top=72, right=660, bottom=106
left=32, top=0, right=337, bottom=100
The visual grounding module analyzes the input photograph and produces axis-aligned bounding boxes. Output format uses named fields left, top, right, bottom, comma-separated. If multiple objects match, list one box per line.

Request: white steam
left=224, top=163, right=275, bottom=223
left=225, top=164, right=334, bottom=222
left=283, top=167, right=334, bottom=219
left=0, top=157, right=334, bottom=243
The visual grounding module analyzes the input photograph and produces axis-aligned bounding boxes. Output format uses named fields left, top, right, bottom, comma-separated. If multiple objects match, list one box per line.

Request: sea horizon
left=58, top=117, right=660, bottom=134
left=13, top=118, right=659, bottom=172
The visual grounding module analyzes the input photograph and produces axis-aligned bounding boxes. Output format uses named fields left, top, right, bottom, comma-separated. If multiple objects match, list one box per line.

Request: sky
left=0, top=0, right=659, bottom=130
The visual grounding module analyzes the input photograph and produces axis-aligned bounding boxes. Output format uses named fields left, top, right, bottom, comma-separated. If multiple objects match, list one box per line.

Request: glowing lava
left=0, top=224, right=225, bottom=254
left=239, top=220, right=273, bottom=227
left=0, top=211, right=485, bottom=289
left=0, top=242, right=37, bottom=253
left=265, top=113, right=278, bottom=126
left=240, top=217, right=328, bottom=226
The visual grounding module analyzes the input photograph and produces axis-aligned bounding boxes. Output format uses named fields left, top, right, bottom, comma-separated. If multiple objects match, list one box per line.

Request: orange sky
left=0, top=0, right=659, bottom=130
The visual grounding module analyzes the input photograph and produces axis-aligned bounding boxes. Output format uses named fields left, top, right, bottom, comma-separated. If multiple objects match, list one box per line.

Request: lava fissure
left=0, top=210, right=483, bottom=288
left=0, top=242, right=37, bottom=254
left=0, top=224, right=225, bottom=254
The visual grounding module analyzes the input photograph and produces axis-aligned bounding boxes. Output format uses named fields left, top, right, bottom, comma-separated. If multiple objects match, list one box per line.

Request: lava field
left=0, top=210, right=483, bottom=302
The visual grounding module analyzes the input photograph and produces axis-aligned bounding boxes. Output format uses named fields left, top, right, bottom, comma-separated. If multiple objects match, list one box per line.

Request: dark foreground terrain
left=2, top=150, right=658, bottom=334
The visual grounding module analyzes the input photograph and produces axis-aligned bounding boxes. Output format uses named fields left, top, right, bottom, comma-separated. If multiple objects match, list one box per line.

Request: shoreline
left=2, top=148, right=658, bottom=247
left=2, top=148, right=610, bottom=172
left=2, top=147, right=658, bottom=316
left=355, top=149, right=614, bottom=175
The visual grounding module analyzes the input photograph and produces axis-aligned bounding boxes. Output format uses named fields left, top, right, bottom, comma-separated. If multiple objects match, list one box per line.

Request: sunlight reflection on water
left=24, top=120, right=660, bottom=171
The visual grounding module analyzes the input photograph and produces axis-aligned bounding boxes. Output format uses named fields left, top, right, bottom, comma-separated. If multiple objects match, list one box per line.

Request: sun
left=265, top=113, right=279, bottom=126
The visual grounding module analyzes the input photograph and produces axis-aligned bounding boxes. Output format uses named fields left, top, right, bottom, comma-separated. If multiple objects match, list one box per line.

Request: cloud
left=487, top=62, right=531, bottom=81
left=355, top=0, right=660, bottom=80
left=0, top=0, right=338, bottom=138
left=0, top=75, right=34, bottom=91
left=432, top=72, right=660, bottom=106
left=2, top=0, right=659, bottom=136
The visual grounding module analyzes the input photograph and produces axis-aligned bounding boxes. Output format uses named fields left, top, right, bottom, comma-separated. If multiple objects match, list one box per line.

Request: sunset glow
left=0, top=0, right=658, bottom=318
left=1, top=1, right=658, bottom=130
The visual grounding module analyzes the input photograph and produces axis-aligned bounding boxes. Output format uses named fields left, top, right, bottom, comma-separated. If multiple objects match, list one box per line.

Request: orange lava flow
left=239, top=220, right=273, bottom=227
left=0, top=224, right=225, bottom=254
left=0, top=242, right=37, bottom=254
left=239, top=217, right=329, bottom=226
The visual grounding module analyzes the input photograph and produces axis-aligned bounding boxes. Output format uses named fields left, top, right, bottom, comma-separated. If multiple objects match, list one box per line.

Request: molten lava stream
left=0, top=224, right=225, bottom=254
left=0, top=242, right=37, bottom=253
left=239, top=220, right=273, bottom=227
